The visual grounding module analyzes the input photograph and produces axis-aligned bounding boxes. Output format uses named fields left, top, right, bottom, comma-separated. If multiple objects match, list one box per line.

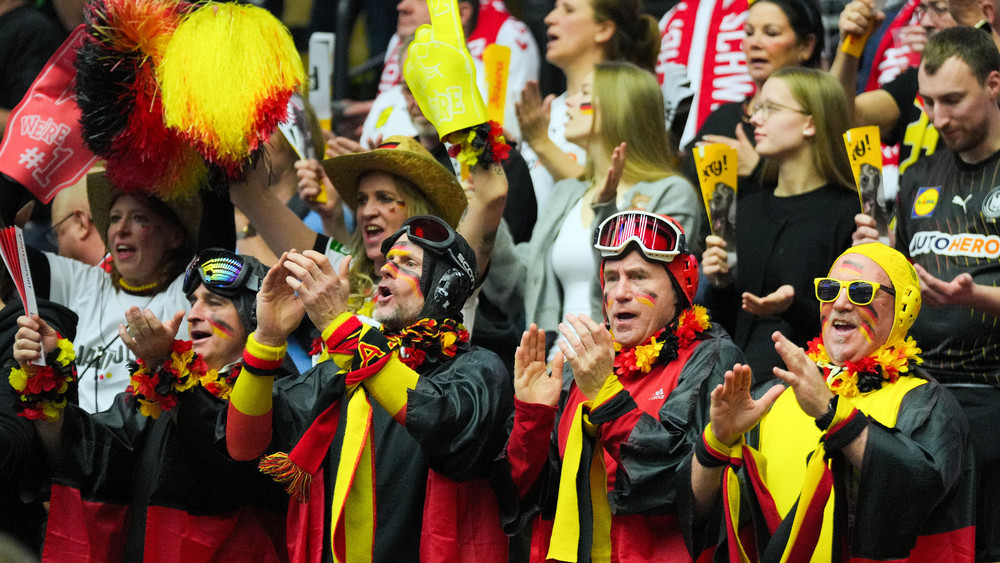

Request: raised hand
left=404, top=0, right=488, bottom=137
left=282, top=250, right=351, bottom=332
left=515, top=80, right=554, bottom=147
left=513, top=324, right=562, bottom=406
left=557, top=313, right=615, bottom=400
left=772, top=331, right=833, bottom=419
left=709, top=363, right=785, bottom=446
left=914, top=264, right=976, bottom=308
left=702, top=235, right=732, bottom=288
left=703, top=123, right=759, bottom=177
left=255, top=251, right=307, bottom=347
left=594, top=142, right=627, bottom=205
left=742, top=285, right=795, bottom=317
left=119, top=307, right=185, bottom=365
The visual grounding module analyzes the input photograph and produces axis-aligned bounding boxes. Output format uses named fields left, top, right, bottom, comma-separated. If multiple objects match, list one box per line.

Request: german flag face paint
left=635, top=292, right=657, bottom=308
left=374, top=239, right=427, bottom=331
left=819, top=255, right=896, bottom=366
left=579, top=101, right=593, bottom=115
left=209, top=318, right=235, bottom=340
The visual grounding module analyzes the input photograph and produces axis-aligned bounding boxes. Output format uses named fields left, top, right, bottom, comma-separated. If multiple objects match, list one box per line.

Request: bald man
left=48, top=173, right=106, bottom=266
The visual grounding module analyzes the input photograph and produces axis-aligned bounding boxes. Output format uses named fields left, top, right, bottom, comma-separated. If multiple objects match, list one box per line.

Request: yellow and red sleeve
left=227, top=333, right=287, bottom=460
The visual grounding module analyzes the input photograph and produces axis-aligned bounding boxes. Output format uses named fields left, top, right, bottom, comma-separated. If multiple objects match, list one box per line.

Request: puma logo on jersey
left=953, top=194, right=973, bottom=213
left=650, top=388, right=665, bottom=400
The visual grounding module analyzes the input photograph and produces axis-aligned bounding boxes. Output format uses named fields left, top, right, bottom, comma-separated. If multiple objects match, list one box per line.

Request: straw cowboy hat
left=321, top=136, right=467, bottom=228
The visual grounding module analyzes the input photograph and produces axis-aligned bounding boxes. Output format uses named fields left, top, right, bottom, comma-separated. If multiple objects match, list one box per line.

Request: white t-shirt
left=46, top=253, right=191, bottom=413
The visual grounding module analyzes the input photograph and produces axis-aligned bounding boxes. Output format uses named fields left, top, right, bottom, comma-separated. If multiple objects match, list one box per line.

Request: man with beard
left=854, top=26, right=1000, bottom=561
left=225, top=215, right=514, bottom=562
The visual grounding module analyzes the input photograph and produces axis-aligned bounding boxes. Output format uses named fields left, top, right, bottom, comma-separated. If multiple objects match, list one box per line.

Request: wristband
left=814, top=395, right=839, bottom=431
left=822, top=407, right=868, bottom=451
left=694, top=423, right=735, bottom=468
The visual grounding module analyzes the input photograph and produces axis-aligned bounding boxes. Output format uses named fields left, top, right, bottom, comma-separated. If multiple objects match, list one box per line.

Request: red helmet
left=595, top=211, right=699, bottom=308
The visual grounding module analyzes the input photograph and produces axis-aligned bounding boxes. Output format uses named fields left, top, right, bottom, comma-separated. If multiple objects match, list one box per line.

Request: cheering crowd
left=1, top=0, right=998, bottom=560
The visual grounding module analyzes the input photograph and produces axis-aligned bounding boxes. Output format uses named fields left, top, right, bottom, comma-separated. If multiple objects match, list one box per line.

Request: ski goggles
left=183, top=249, right=262, bottom=298
left=594, top=211, right=686, bottom=262
left=381, top=216, right=475, bottom=283
left=814, top=278, right=896, bottom=306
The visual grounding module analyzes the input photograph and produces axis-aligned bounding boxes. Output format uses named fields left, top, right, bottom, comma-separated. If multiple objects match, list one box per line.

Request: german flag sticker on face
left=912, top=186, right=940, bottom=218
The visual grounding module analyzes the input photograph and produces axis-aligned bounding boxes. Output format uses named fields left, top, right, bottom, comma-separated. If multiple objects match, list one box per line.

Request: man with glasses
left=686, top=243, right=974, bottom=560
left=506, top=211, right=744, bottom=560
left=10, top=248, right=292, bottom=560
left=46, top=174, right=106, bottom=266
left=225, top=215, right=514, bottom=562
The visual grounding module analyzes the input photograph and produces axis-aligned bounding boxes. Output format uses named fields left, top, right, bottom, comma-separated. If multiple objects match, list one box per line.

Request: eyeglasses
left=814, top=278, right=896, bottom=306
left=183, top=249, right=262, bottom=298
left=915, top=1, right=950, bottom=19
left=381, top=216, right=476, bottom=282
left=44, top=212, right=78, bottom=246
left=750, top=101, right=809, bottom=120
left=594, top=211, right=687, bottom=262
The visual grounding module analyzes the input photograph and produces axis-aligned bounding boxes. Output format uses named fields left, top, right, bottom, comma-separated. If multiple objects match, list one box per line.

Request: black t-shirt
left=895, top=147, right=1000, bottom=383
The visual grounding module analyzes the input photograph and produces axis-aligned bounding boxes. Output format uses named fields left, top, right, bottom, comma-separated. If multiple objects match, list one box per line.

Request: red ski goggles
left=594, top=211, right=686, bottom=262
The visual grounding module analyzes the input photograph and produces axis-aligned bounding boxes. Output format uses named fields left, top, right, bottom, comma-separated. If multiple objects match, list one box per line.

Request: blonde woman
left=513, top=61, right=701, bottom=356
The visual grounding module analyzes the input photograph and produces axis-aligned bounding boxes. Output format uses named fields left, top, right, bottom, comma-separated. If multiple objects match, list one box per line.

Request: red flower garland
left=613, top=306, right=711, bottom=378
left=8, top=336, right=77, bottom=421
left=127, top=339, right=209, bottom=419
left=806, top=336, right=923, bottom=398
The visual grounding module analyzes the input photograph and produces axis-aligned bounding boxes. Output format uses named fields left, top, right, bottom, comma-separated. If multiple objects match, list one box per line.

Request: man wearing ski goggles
left=689, top=243, right=975, bottom=560
left=508, top=211, right=744, bottom=560
left=226, top=215, right=514, bottom=561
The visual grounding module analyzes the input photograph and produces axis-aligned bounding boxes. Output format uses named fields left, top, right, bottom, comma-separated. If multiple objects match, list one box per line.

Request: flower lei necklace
left=806, top=336, right=923, bottom=398
left=384, top=318, right=470, bottom=369
left=8, top=337, right=77, bottom=421
left=199, top=362, right=242, bottom=400
left=613, top=305, right=711, bottom=378
left=127, top=340, right=208, bottom=419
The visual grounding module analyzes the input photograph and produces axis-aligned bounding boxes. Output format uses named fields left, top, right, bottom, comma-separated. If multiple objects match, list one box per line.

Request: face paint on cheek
left=385, top=262, right=424, bottom=297
left=208, top=318, right=235, bottom=340
left=855, top=307, right=877, bottom=343
left=635, top=292, right=657, bottom=308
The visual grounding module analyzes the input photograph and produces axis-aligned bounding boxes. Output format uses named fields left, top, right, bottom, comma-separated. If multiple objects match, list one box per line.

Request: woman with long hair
left=513, top=61, right=702, bottom=356
left=516, top=0, right=660, bottom=206
left=23, top=172, right=217, bottom=412
left=701, top=67, right=858, bottom=386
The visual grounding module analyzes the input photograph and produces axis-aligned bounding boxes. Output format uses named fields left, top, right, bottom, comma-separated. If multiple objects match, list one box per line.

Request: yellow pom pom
left=159, top=2, right=306, bottom=172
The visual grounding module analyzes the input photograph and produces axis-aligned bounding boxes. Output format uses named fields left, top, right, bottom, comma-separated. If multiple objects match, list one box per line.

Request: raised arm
left=830, top=0, right=898, bottom=129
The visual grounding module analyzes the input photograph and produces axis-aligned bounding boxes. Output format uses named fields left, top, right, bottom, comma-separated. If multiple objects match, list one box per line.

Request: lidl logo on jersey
left=912, top=187, right=940, bottom=218
left=910, top=230, right=1000, bottom=259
